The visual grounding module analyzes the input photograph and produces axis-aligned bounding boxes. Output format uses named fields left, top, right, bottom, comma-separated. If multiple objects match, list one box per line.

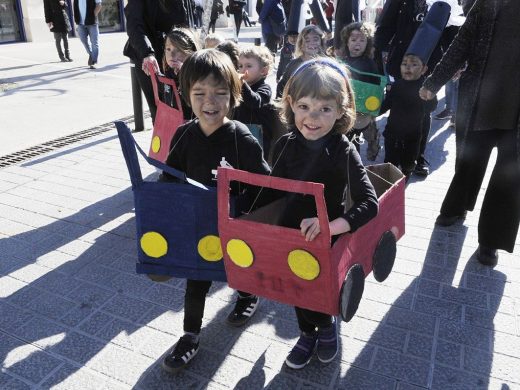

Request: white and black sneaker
left=226, top=294, right=259, bottom=327
left=162, top=335, right=199, bottom=373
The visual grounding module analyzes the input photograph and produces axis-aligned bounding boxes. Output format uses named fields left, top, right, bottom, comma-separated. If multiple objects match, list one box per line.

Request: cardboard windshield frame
left=217, top=164, right=405, bottom=316
left=116, top=121, right=227, bottom=282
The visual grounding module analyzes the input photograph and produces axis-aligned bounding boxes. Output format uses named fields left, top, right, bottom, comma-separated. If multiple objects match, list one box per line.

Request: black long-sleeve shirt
left=233, top=78, right=272, bottom=125
left=267, top=130, right=378, bottom=233
left=380, top=78, right=437, bottom=140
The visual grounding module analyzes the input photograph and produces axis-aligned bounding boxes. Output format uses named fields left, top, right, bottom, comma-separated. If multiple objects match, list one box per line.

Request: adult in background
left=420, top=0, right=520, bottom=266
left=44, top=0, right=73, bottom=62
left=259, top=0, right=286, bottom=55
left=228, top=0, right=247, bottom=38
left=74, top=0, right=102, bottom=69
left=124, top=0, right=190, bottom=123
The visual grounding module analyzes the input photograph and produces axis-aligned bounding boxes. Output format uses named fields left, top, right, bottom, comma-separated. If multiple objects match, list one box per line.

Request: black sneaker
left=414, top=159, right=430, bottom=176
left=162, top=335, right=199, bottom=373
left=87, top=55, right=93, bottom=66
left=476, top=245, right=498, bottom=267
left=285, top=332, right=318, bottom=369
left=317, top=318, right=338, bottom=363
left=434, top=108, right=453, bottom=120
left=227, top=295, right=259, bottom=327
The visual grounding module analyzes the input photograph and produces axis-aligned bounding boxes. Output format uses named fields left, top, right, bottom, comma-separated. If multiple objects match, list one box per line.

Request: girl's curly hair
left=340, top=22, right=375, bottom=59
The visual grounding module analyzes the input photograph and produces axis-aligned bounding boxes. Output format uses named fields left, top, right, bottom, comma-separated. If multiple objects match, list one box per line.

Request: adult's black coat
left=422, top=0, right=520, bottom=165
left=124, top=0, right=189, bottom=65
left=44, top=0, right=71, bottom=33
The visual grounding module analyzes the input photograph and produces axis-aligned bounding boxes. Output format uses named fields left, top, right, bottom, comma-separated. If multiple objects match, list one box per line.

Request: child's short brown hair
left=239, top=46, right=274, bottom=73
left=280, top=58, right=356, bottom=134
left=340, top=22, right=375, bottom=59
left=215, top=40, right=240, bottom=70
left=178, top=49, right=242, bottom=111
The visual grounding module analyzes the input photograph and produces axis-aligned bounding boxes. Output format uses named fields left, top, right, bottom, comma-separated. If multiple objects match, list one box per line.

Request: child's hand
left=240, top=70, right=249, bottom=85
left=419, top=87, right=435, bottom=101
left=300, top=217, right=320, bottom=241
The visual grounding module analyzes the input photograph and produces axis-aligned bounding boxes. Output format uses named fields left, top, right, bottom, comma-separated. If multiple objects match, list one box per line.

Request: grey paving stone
left=440, top=286, right=488, bottom=309
left=385, top=307, right=436, bottom=335
left=101, top=294, right=153, bottom=322
left=396, top=382, right=428, bottom=390
left=182, top=347, right=223, bottom=379
left=32, top=271, right=82, bottom=295
left=228, top=332, right=271, bottom=363
left=145, top=283, right=185, bottom=310
left=134, top=363, right=201, bottom=390
left=41, top=362, right=128, bottom=390
left=49, top=331, right=106, bottom=365
left=0, top=332, right=63, bottom=384
left=67, top=282, right=114, bottom=308
left=265, top=373, right=301, bottom=389
left=17, top=316, right=69, bottom=347
left=0, top=371, right=32, bottom=390
left=369, top=324, right=408, bottom=352
left=336, top=365, right=396, bottom=390
left=465, top=272, right=507, bottom=295
left=79, top=311, right=115, bottom=335
left=417, top=278, right=441, bottom=297
left=435, top=340, right=462, bottom=368
left=437, top=318, right=491, bottom=351
left=6, top=284, right=41, bottom=308
left=0, top=301, right=35, bottom=334
left=414, top=295, right=463, bottom=322
left=406, top=333, right=433, bottom=360
left=421, top=264, right=459, bottom=284
left=108, top=273, right=153, bottom=297
left=138, top=305, right=183, bottom=335
left=59, top=303, right=96, bottom=327
left=199, top=319, right=242, bottom=352
left=465, top=347, right=520, bottom=384
left=75, top=263, right=121, bottom=286
left=372, top=348, right=430, bottom=387
left=431, top=364, right=489, bottom=390
left=26, top=290, right=77, bottom=320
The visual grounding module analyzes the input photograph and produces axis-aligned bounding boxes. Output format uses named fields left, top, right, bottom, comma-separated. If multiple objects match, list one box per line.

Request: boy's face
left=400, top=55, right=427, bottom=81
left=189, top=75, right=231, bottom=136
left=238, top=55, right=267, bottom=85
left=165, top=38, right=189, bottom=73
left=302, top=32, right=322, bottom=58
left=288, top=34, right=298, bottom=45
left=288, top=95, right=342, bottom=141
left=347, top=30, right=368, bottom=58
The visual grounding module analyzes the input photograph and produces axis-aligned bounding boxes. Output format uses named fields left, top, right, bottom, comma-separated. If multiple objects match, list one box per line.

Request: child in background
left=162, top=28, right=201, bottom=119
left=234, top=46, right=274, bottom=155
left=204, top=33, right=225, bottom=48
left=379, top=54, right=437, bottom=178
left=160, top=49, right=270, bottom=372
left=276, top=25, right=328, bottom=98
left=271, top=58, right=378, bottom=369
left=276, top=31, right=299, bottom=83
left=340, top=22, right=381, bottom=160
left=216, top=40, right=241, bottom=70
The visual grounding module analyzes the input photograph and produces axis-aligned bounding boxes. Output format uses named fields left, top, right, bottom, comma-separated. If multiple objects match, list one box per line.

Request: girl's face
left=289, top=95, right=342, bottom=141
left=400, top=55, right=427, bottom=81
left=301, top=32, right=322, bottom=59
left=238, top=56, right=267, bottom=85
left=347, top=30, right=368, bottom=58
left=189, top=74, right=231, bottom=135
left=165, top=38, right=189, bottom=73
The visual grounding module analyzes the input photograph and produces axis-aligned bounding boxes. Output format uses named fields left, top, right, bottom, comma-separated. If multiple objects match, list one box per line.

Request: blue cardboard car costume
left=115, top=121, right=227, bottom=282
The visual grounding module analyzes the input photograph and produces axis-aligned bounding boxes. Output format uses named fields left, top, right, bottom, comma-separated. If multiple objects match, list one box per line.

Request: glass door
left=0, top=0, right=23, bottom=43
left=98, top=0, right=124, bottom=33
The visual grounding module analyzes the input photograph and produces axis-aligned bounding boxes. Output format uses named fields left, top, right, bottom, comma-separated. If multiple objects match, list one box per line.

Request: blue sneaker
left=317, top=318, right=338, bottom=363
left=285, top=331, right=318, bottom=369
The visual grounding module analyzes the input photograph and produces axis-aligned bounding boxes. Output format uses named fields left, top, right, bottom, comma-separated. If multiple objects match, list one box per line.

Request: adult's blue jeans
left=77, top=23, right=99, bottom=63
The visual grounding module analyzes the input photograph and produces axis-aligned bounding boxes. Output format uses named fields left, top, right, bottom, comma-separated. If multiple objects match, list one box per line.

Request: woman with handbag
left=258, top=0, right=287, bottom=55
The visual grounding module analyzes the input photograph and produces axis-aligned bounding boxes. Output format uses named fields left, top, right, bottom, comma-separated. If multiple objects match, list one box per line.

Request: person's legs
left=264, top=33, right=279, bottom=56
left=53, top=32, right=65, bottom=60
left=134, top=63, right=157, bottom=122
left=401, top=138, right=421, bottom=177
left=183, top=279, right=212, bottom=333
left=62, top=32, right=72, bottom=61
left=76, top=24, right=92, bottom=58
left=362, top=119, right=380, bottom=161
left=440, top=130, right=495, bottom=218
left=478, top=129, right=520, bottom=252
left=233, top=12, right=242, bottom=36
left=352, top=0, right=360, bottom=21
left=383, top=134, right=401, bottom=168
left=87, top=24, right=100, bottom=64
left=415, top=113, right=432, bottom=175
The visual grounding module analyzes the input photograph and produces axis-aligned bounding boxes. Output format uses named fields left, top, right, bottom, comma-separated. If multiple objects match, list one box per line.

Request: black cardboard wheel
left=372, top=230, right=396, bottom=282
left=339, top=264, right=365, bottom=322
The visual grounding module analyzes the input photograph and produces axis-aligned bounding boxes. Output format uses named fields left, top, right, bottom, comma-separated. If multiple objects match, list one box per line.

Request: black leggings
left=233, top=12, right=243, bottom=36
left=295, top=307, right=333, bottom=333
left=183, top=279, right=253, bottom=333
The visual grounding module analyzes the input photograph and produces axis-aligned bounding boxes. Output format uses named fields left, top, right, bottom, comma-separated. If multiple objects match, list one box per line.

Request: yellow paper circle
left=140, top=231, right=168, bottom=258
left=151, top=135, right=161, bottom=153
left=226, top=239, right=254, bottom=268
left=365, top=96, right=381, bottom=111
left=287, top=249, right=320, bottom=281
left=198, top=235, right=223, bottom=262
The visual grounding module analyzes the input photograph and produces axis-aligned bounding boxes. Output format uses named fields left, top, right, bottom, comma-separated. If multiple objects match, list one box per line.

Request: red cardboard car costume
left=217, top=163, right=405, bottom=321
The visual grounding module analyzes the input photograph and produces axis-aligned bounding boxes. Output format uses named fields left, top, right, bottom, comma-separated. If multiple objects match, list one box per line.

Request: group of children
left=148, top=18, right=436, bottom=373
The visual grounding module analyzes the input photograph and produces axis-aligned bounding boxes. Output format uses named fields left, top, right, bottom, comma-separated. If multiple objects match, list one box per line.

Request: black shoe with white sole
left=162, top=335, right=199, bottom=373
left=226, top=295, right=259, bottom=327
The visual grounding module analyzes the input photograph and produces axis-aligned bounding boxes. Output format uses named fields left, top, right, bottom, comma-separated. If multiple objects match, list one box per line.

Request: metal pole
left=130, top=63, right=144, bottom=132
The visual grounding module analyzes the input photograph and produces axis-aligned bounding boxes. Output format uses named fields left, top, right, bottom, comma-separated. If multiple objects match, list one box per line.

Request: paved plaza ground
left=0, top=25, right=519, bottom=389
